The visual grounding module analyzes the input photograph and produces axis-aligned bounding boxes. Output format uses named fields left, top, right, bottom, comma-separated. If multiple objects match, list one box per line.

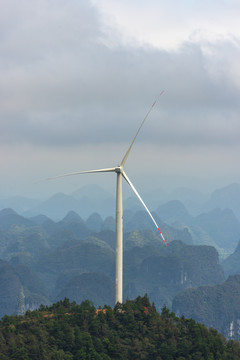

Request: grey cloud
left=0, top=1, right=240, bottom=150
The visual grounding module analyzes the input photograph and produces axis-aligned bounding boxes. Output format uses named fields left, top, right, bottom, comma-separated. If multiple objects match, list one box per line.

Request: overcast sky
left=0, top=0, right=240, bottom=199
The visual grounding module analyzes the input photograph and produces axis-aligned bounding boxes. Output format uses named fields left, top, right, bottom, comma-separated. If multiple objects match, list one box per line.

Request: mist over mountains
left=0, top=207, right=224, bottom=314
left=2, top=182, right=239, bottom=254
left=1, top=182, right=240, bottom=220
left=0, top=182, right=240, bottom=339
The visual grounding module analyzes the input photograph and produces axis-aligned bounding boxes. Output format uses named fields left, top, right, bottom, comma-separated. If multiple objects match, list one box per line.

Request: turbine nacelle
left=115, top=166, right=123, bottom=174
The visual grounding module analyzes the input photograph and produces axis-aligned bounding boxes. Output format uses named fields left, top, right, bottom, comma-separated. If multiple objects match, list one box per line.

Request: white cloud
left=91, top=0, right=240, bottom=50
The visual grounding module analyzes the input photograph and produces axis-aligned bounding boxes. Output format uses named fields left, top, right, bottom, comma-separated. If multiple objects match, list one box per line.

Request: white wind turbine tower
left=46, top=94, right=167, bottom=304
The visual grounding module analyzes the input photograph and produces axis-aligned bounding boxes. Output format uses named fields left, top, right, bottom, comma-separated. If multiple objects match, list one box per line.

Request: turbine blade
left=44, top=168, right=116, bottom=181
left=120, top=91, right=164, bottom=167
left=122, top=170, right=167, bottom=246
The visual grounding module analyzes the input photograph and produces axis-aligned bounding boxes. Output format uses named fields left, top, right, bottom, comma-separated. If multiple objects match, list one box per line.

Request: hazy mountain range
left=0, top=207, right=225, bottom=317
left=1, top=183, right=240, bottom=254
left=1, top=182, right=240, bottom=221
left=0, top=182, right=240, bottom=339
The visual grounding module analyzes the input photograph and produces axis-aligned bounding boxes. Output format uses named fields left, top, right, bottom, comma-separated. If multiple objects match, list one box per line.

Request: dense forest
left=0, top=295, right=240, bottom=360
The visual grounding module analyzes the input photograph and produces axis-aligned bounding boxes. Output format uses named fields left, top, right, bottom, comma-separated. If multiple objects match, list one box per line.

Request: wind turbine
left=46, top=94, right=167, bottom=304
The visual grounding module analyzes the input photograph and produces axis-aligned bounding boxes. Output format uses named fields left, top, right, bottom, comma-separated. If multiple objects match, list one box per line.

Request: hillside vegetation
left=172, top=275, right=240, bottom=340
left=1, top=296, right=240, bottom=360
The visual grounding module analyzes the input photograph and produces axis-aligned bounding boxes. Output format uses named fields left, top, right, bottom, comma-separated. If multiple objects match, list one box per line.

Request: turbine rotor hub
left=115, top=166, right=123, bottom=174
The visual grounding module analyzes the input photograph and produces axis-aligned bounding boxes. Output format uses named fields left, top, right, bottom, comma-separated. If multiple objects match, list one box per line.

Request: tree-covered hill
left=222, top=240, right=240, bottom=277
left=1, top=295, right=240, bottom=360
left=123, top=239, right=224, bottom=309
left=172, top=275, right=240, bottom=340
left=0, top=259, right=50, bottom=319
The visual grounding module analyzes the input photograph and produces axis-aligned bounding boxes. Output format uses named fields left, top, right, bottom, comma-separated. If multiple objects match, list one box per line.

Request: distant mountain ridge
left=205, top=183, right=240, bottom=219
left=0, top=207, right=227, bottom=320
left=155, top=201, right=240, bottom=254
left=1, top=182, right=240, bottom=222
left=156, top=200, right=192, bottom=224
left=0, top=208, right=34, bottom=230
left=2, top=181, right=240, bottom=254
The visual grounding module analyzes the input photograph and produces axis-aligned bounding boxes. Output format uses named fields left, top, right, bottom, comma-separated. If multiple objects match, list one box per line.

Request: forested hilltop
left=1, top=296, right=240, bottom=360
